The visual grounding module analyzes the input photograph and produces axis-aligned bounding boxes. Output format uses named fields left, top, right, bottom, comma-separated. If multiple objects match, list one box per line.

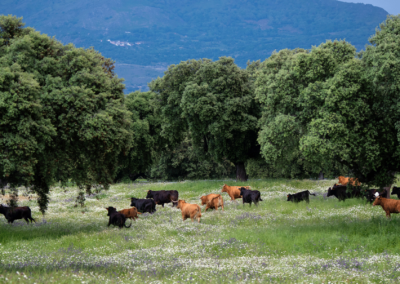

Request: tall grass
left=0, top=179, right=399, bottom=283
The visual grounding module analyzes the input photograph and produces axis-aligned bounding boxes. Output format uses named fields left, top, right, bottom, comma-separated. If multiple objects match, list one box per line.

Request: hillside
left=2, top=0, right=388, bottom=92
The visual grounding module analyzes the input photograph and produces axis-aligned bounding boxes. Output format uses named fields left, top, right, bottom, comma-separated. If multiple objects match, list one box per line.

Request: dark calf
left=106, top=207, right=131, bottom=228
left=0, top=205, right=35, bottom=224
left=146, top=190, right=179, bottom=207
left=327, top=184, right=362, bottom=201
left=130, top=198, right=156, bottom=214
left=365, top=189, right=388, bottom=203
left=391, top=186, right=400, bottom=199
left=239, top=187, right=262, bottom=207
left=287, top=190, right=316, bottom=203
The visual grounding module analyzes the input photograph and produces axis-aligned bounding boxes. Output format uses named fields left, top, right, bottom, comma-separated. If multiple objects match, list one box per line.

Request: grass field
left=1, top=179, right=400, bottom=283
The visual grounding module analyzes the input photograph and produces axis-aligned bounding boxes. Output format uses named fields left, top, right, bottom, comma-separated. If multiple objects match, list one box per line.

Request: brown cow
left=200, top=194, right=224, bottom=211
left=176, top=200, right=201, bottom=223
left=338, top=176, right=360, bottom=186
left=119, top=207, right=142, bottom=221
left=373, top=196, right=400, bottom=218
left=221, top=184, right=250, bottom=200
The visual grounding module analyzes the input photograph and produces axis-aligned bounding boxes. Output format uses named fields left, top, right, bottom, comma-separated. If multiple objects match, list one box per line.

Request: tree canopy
left=151, top=57, right=260, bottom=181
left=0, top=15, right=132, bottom=212
left=255, top=15, right=400, bottom=187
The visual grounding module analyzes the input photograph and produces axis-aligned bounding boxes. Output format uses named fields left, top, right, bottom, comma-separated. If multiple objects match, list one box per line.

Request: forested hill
left=2, top=0, right=388, bottom=92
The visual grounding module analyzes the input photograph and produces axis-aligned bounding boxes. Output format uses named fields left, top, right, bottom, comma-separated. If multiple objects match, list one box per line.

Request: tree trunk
left=318, top=171, right=324, bottom=180
left=235, top=162, right=247, bottom=182
left=384, top=184, right=392, bottom=199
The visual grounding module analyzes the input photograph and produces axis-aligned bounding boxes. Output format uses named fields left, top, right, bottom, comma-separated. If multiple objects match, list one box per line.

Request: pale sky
left=338, top=0, right=400, bottom=15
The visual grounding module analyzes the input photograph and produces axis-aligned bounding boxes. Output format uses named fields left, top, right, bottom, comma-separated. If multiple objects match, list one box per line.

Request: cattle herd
left=2, top=177, right=400, bottom=227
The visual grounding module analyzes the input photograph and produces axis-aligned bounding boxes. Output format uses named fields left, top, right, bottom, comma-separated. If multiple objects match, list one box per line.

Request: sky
left=338, top=0, right=400, bottom=15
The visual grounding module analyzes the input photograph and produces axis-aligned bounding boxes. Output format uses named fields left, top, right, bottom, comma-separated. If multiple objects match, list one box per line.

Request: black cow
left=287, top=190, right=316, bottom=203
left=391, top=187, right=400, bottom=199
left=365, top=189, right=388, bottom=203
left=130, top=198, right=156, bottom=214
left=0, top=205, right=35, bottom=224
left=327, top=184, right=362, bottom=201
left=146, top=190, right=179, bottom=207
left=106, top=207, right=131, bottom=229
left=239, top=187, right=262, bottom=206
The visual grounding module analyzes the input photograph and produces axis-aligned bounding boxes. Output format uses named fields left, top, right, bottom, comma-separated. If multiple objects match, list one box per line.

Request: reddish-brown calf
left=373, top=197, right=400, bottom=218
left=338, top=176, right=360, bottom=186
left=200, top=194, right=224, bottom=211
left=221, top=184, right=250, bottom=201
left=119, top=207, right=141, bottom=221
left=176, top=200, right=202, bottom=223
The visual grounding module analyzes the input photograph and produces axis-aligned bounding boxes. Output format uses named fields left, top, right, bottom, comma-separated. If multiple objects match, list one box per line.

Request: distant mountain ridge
left=2, top=0, right=388, bottom=92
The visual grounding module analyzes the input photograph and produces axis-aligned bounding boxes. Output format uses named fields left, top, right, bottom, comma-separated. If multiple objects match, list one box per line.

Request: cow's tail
left=124, top=218, right=132, bottom=228
left=194, top=206, right=202, bottom=222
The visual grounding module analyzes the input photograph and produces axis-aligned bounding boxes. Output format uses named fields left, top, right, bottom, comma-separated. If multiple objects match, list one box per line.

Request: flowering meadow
left=1, top=179, right=400, bottom=283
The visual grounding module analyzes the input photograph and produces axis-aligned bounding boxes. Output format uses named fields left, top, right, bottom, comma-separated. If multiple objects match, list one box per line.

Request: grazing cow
left=0, top=205, right=35, bottom=224
left=200, top=194, right=224, bottom=211
left=106, top=207, right=131, bottom=228
left=221, top=184, right=250, bottom=201
left=365, top=189, right=388, bottom=203
left=119, top=207, right=141, bottom=221
left=130, top=198, right=156, bottom=214
left=176, top=200, right=201, bottom=223
left=239, top=187, right=262, bottom=206
left=146, top=190, right=179, bottom=207
left=338, top=176, right=360, bottom=186
left=391, top=186, right=400, bottom=199
left=373, top=197, right=400, bottom=218
left=327, top=184, right=362, bottom=201
left=287, top=190, right=316, bottom=203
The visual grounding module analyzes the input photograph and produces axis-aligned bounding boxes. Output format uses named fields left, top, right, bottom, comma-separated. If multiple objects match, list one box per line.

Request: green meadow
left=1, top=179, right=400, bottom=283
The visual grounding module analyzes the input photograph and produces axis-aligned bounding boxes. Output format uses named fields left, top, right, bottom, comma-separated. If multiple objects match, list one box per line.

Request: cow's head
left=287, top=194, right=293, bottom=202
left=391, top=186, right=400, bottom=195
left=327, top=188, right=333, bottom=197
left=146, top=190, right=153, bottom=199
left=176, top=200, right=186, bottom=209
left=239, top=187, right=247, bottom=195
left=130, top=197, right=138, bottom=207
left=106, top=206, right=117, bottom=216
left=172, top=200, right=179, bottom=207
left=199, top=196, right=207, bottom=205
left=221, top=184, right=228, bottom=193
left=373, top=196, right=383, bottom=206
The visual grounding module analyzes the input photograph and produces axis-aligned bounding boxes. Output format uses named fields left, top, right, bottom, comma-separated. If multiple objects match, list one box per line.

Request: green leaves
left=0, top=16, right=132, bottom=212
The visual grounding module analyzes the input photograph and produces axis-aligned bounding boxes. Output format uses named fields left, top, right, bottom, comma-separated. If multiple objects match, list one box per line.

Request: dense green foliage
left=115, top=90, right=163, bottom=181
left=0, top=15, right=132, bottom=212
left=255, top=15, right=400, bottom=186
left=151, top=57, right=260, bottom=181
left=149, top=135, right=236, bottom=180
left=1, top=0, right=388, bottom=92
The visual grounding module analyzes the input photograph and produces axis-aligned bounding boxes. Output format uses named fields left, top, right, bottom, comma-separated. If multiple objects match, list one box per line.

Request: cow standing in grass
left=287, top=190, right=316, bottom=203
left=391, top=187, right=400, bottom=199
left=146, top=190, right=179, bottom=207
left=365, top=189, right=388, bottom=203
left=175, top=200, right=202, bottom=223
left=119, top=207, right=141, bottom=221
left=130, top=198, right=156, bottom=214
left=221, top=184, right=250, bottom=201
left=0, top=205, right=35, bottom=224
left=106, top=207, right=132, bottom=228
left=240, top=187, right=262, bottom=207
left=338, top=176, right=361, bottom=186
left=200, top=194, right=224, bottom=211
left=373, top=196, right=400, bottom=218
